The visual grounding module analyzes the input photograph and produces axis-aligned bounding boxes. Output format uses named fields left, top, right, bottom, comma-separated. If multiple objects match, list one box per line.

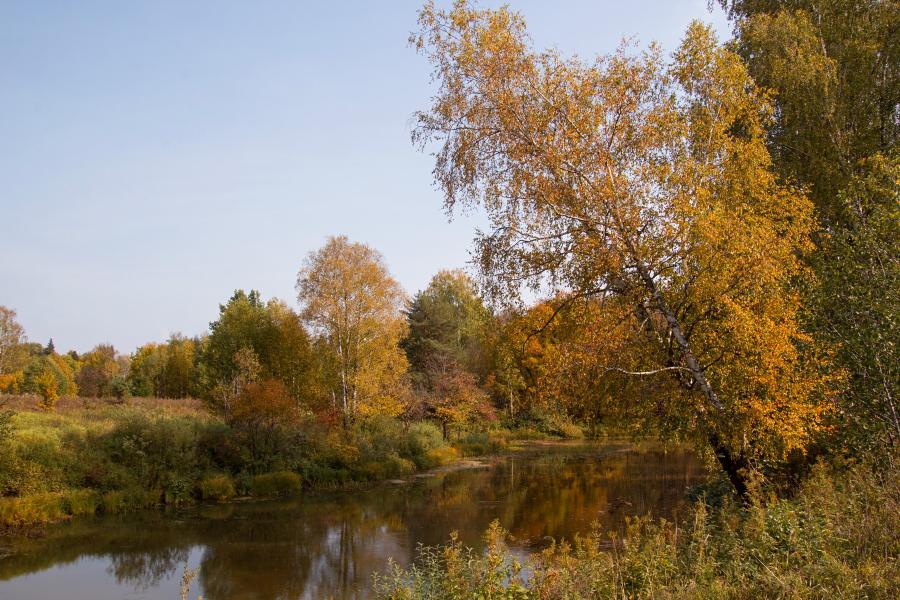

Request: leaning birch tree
left=412, top=1, right=834, bottom=494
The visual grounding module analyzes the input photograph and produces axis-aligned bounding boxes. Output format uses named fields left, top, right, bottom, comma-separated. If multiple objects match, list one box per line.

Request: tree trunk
left=634, top=267, right=751, bottom=497
left=709, top=432, right=750, bottom=498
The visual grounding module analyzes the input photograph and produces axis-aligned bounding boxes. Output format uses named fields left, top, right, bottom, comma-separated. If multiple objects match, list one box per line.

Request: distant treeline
left=0, top=238, right=579, bottom=438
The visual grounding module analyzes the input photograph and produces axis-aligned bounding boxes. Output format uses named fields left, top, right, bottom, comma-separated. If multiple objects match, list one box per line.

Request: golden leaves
left=414, top=1, right=833, bottom=463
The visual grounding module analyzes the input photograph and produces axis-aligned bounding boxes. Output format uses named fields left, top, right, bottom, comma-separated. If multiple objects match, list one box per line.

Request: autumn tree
left=200, top=290, right=316, bottom=407
left=296, top=236, right=409, bottom=423
left=264, top=300, right=319, bottom=403
left=720, top=0, right=900, bottom=457
left=202, top=290, right=270, bottom=387
left=720, top=0, right=898, bottom=226
left=230, top=378, right=301, bottom=468
left=413, top=2, right=832, bottom=495
left=210, top=346, right=262, bottom=419
left=484, top=324, right=526, bottom=420
left=75, top=344, right=126, bottom=398
left=425, top=353, right=493, bottom=438
left=128, top=342, right=166, bottom=397
left=18, top=346, right=78, bottom=406
left=484, top=301, right=598, bottom=424
left=0, top=306, right=28, bottom=391
left=159, top=334, right=196, bottom=398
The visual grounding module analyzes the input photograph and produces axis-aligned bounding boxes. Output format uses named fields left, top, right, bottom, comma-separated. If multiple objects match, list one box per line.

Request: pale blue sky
left=1, top=1, right=729, bottom=353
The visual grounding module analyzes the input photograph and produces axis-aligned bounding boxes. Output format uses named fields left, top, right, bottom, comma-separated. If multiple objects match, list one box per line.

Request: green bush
left=360, top=452, right=416, bottom=480
left=0, top=404, right=495, bottom=530
left=508, top=410, right=583, bottom=439
left=402, top=421, right=449, bottom=467
left=300, top=463, right=353, bottom=487
left=102, top=415, right=207, bottom=491
left=251, top=471, right=302, bottom=497
left=386, top=452, right=416, bottom=476
left=456, top=431, right=508, bottom=456
left=199, top=474, right=235, bottom=502
left=422, top=445, right=459, bottom=468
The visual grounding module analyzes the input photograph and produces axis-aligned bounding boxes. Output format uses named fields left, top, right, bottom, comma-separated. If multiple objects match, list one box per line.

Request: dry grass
left=0, top=394, right=207, bottom=415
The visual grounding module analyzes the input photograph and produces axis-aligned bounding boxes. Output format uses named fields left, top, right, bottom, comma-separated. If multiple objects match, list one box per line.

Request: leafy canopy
left=413, top=1, right=833, bottom=488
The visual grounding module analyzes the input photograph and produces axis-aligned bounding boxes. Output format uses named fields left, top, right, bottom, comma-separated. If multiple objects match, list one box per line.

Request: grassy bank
left=0, top=396, right=574, bottom=531
left=373, top=460, right=900, bottom=599
left=0, top=397, right=456, bottom=530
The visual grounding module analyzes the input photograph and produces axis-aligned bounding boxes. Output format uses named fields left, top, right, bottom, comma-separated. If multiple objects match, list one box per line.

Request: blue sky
left=1, top=1, right=729, bottom=353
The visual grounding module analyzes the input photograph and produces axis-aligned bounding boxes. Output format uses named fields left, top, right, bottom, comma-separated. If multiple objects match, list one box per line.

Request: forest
left=1, top=0, right=898, bottom=598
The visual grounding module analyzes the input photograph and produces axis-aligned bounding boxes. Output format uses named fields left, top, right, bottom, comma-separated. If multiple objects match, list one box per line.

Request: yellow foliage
left=0, top=370, right=23, bottom=393
left=297, top=236, right=410, bottom=421
left=36, top=371, right=59, bottom=411
left=412, top=1, right=838, bottom=483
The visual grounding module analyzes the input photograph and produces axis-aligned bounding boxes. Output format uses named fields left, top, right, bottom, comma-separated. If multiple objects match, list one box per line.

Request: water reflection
left=0, top=442, right=706, bottom=599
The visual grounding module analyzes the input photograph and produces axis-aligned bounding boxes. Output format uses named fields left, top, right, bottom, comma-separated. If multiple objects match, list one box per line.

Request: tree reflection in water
left=0, top=442, right=706, bottom=600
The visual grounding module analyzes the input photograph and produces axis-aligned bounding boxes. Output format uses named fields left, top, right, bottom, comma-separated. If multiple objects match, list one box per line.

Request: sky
left=0, top=1, right=730, bottom=353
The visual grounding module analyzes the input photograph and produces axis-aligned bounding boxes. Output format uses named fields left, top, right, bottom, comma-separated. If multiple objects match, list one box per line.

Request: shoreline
left=0, top=438, right=567, bottom=539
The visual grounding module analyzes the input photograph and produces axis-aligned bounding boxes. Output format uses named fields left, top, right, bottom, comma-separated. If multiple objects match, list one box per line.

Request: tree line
left=0, top=236, right=582, bottom=438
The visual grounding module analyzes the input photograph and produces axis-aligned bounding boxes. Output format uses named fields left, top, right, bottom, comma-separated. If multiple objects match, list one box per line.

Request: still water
left=0, top=442, right=706, bottom=600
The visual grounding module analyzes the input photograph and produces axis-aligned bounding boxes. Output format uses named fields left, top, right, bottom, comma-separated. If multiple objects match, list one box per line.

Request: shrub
left=374, top=521, right=526, bottom=599
left=109, top=376, right=130, bottom=400
left=251, top=471, right=302, bottom=497
left=0, top=406, right=15, bottom=444
left=456, top=431, right=508, bottom=456
left=0, top=489, right=104, bottom=529
left=555, top=421, right=584, bottom=439
left=386, top=452, right=416, bottom=477
left=163, top=474, right=193, bottom=505
left=99, top=490, right=127, bottom=514
left=402, top=421, right=447, bottom=468
left=300, top=463, right=353, bottom=487
left=102, top=414, right=212, bottom=492
left=199, top=474, right=235, bottom=502
left=0, top=428, right=73, bottom=495
left=360, top=452, right=416, bottom=480
left=36, top=371, right=59, bottom=411
left=423, top=445, right=458, bottom=468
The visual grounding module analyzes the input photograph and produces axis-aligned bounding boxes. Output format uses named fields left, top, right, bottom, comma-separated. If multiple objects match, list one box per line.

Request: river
left=0, top=441, right=706, bottom=599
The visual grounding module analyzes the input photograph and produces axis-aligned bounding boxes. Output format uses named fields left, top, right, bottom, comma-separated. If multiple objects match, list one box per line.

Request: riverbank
left=0, top=396, right=575, bottom=533
left=0, top=441, right=706, bottom=598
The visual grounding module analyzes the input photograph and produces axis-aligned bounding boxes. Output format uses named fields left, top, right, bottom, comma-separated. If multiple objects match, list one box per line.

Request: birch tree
left=412, top=1, right=834, bottom=494
left=297, top=236, right=409, bottom=422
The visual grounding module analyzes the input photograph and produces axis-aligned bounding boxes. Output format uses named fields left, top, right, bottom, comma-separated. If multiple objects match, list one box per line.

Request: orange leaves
left=230, top=379, right=299, bottom=431
left=414, top=1, right=834, bottom=470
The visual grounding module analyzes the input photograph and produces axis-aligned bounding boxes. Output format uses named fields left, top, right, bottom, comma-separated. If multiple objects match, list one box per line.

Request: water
left=0, top=442, right=706, bottom=599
